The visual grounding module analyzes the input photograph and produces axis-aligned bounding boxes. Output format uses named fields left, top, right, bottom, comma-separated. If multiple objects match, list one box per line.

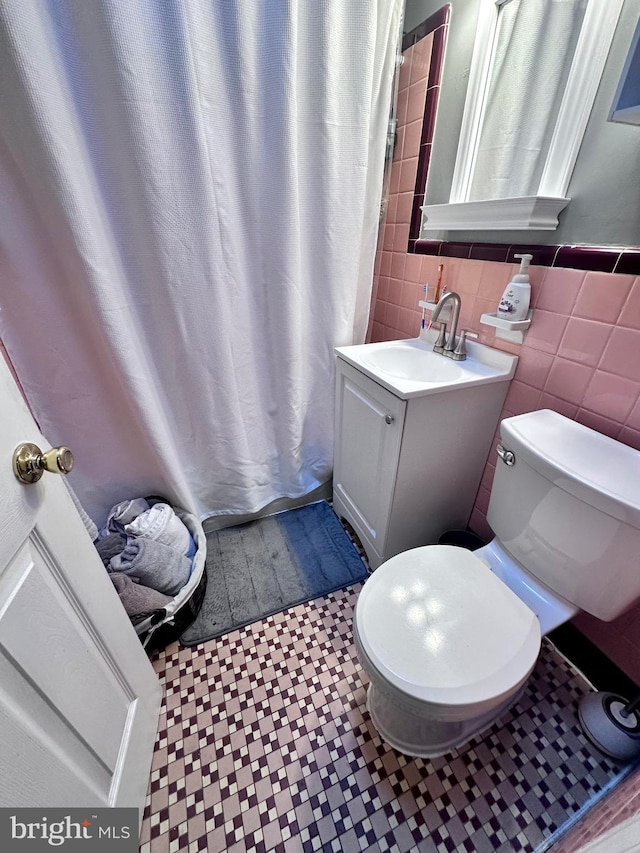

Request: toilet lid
left=355, top=545, right=541, bottom=706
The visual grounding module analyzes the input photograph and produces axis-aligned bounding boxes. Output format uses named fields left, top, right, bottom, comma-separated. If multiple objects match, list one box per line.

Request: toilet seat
left=355, top=545, right=541, bottom=707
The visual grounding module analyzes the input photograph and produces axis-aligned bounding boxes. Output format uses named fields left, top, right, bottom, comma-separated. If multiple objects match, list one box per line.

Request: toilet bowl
left=354, top=410, right=640, bottom=757
left=354, top=545, right=541, bottom=757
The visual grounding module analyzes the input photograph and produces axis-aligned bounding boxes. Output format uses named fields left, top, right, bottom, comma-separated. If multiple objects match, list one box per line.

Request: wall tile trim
left=413, top=239, right=640, bottom=274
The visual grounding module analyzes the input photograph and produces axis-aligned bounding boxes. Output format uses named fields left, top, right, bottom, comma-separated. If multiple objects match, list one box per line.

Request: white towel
left=109, top=539, right=191, bottom=596
left=107, top=497, right=151, bottom=533
left=125, top=502, right=191, bottom=556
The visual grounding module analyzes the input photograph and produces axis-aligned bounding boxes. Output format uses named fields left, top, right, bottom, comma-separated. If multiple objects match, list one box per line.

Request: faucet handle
left=433, top=321, right=447, bottom=353
left=452, top=328, right=478, bottom=360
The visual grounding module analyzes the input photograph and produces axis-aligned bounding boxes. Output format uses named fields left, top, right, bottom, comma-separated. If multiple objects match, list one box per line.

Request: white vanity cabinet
left=333, top=347, right=515, bottom=570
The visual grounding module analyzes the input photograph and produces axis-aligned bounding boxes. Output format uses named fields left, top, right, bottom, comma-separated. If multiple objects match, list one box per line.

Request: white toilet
left=354, top=409, right=640, bottom=758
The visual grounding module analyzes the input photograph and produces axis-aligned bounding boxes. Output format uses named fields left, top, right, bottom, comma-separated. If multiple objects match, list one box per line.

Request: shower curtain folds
left=0, top=0, right=402, bottom=525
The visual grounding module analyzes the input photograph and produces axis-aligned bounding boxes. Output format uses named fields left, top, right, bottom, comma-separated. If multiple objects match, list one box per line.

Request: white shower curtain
left=0, top=0, right=401, bottom=524
left=469, top=0, right=588, bottom=201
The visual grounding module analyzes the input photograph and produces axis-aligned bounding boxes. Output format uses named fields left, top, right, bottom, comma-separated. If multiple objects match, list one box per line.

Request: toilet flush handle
left=496, top=444, right=515, bottom=466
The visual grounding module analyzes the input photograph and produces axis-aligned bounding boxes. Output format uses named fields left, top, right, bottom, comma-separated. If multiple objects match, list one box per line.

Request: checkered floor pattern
left=140, top=585, right=622, bottom=853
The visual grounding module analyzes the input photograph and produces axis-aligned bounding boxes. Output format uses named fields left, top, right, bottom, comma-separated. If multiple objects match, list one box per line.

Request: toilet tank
left=487, top=409, right=640, bottom=622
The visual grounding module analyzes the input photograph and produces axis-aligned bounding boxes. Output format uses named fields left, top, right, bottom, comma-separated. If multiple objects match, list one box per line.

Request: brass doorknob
left=13, top=442, right=74, bottom=484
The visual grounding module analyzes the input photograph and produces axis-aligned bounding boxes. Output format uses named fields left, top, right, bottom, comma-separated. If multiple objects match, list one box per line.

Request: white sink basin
left=360, top=343, right=465, bottom=383
left=335, top=335, right=518, bottom=399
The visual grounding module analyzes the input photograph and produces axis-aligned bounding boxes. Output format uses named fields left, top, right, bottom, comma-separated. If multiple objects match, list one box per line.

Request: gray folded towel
left=125, top=502, right=191, bottom=555
left=95, top=532, right=126, bottom=566
left=109, top=538, right=191, bottom=596
left=110, top=572, right=172, bottom=618
left=107, top=498, right=151, bottom=533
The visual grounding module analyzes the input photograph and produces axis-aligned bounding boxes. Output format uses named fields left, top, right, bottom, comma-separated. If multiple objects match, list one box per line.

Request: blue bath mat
left=180, top=501, right=367, bottom=645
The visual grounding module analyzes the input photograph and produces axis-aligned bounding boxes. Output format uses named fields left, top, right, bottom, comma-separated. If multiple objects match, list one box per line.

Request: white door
left=0, top=354, right=162, bottom=817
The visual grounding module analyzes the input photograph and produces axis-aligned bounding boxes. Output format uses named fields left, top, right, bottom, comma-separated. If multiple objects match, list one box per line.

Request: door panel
left=0, top=540, right=131, bottom=770
left=0, top=654, right=113, bottom=807
left=0, top=353, right=162, bottom=817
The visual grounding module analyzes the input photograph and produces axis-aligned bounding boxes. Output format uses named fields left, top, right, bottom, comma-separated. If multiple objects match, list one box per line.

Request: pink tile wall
left=369, top=17, right=640, bottom=686
left=369, top=36, right=433, bottom=338
left=473, top=267, right=640, bottom=685
left=369, top=254, right=640, bottom=682
left=369, top=53, right=640, bottom=682
left=371, top=253, right=640, bottom=683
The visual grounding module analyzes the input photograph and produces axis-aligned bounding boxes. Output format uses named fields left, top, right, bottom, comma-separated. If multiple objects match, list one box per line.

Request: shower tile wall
left=368, top=34, right=432, bottom=340
left=369, top=21, right=640, bottom=689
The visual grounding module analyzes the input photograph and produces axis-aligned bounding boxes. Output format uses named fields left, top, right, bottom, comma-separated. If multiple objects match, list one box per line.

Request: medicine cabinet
left=421, top=0, right=625, bottom=232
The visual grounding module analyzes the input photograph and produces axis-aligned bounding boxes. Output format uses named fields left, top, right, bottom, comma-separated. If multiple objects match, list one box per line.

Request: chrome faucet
left=431, top=291, right=461, bottom=357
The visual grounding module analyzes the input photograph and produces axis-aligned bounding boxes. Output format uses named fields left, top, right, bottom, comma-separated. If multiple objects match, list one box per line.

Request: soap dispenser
left=497, top=254, right=532, bottom=322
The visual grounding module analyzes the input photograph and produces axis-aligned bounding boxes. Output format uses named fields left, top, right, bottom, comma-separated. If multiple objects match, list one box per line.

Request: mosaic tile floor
left=140, top=585, right=623, bottom=853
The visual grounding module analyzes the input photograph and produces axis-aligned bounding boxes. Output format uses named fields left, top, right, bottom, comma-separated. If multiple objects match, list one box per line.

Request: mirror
left=407, top=0, right=640, bottom=249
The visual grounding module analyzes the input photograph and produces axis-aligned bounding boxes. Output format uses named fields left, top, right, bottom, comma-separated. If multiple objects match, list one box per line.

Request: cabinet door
left=333, top=360, right=405, bottom=564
